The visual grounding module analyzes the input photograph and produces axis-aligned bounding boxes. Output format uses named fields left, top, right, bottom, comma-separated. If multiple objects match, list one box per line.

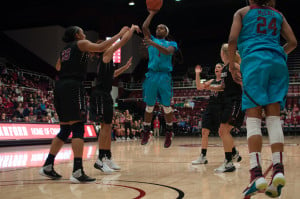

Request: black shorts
left=54, top=79, right=86, bottom=122
left=89, top=91, right=113, bottom=124
left=202, top=103, right=222, bottom=132
left=221, top=97, right=245, bottom=128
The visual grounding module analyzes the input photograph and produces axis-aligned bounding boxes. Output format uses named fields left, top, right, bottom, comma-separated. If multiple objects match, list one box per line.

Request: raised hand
left=195, top=65, right=202, bottom=73
left=131, top=24, right=142, bottom=34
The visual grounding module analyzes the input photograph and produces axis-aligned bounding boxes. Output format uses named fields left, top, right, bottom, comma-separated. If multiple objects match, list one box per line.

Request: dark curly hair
left=253, top=0, right=271, bottom=6
left=62, top=26, right=81, bottom=43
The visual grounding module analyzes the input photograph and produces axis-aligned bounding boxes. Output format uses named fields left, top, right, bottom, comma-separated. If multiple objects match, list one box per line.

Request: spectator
left=292, top=104, right=299, bottom=113
left=12, top=107, right=23, bottom=120
left=23, top=116, right=30, bottom=123
left=10, top=115, right=17, bottom=123
left=153, top=116, right=160, bottom=137
left=17, top=92, right=24, bottom=102
left=51, top=113, right=59, bottom=123
left=23, top=104, right=30, bottom=117
left=0, top=113, right=8, bottom=122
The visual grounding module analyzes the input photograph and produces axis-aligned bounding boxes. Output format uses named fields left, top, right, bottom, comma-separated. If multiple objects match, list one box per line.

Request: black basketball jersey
left=58, top=41, right=88, bottom=81
left=208, top=79, right=224, bottom=104
left=95, top=53, right=115, bottom=93
left=221, top=65, right=242, bottom=98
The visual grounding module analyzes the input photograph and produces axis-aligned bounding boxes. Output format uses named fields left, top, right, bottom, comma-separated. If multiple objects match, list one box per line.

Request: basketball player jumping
left=141, top=10, right=178, bottom=148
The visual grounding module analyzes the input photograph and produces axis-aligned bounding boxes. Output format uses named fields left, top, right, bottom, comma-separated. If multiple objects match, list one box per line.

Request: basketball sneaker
left=39, top=164, right=62, bottom=180
left=141, top=128, right=151, bottom=145
left=191, top=154, right=208, bottom=165
left=70, top=169, right=96, bottom=183
left=232, top=150, right=242, bottom=162
left=164, top=131, right=173, bottom=148
left=265, top=163, right=285, bottom=198
left=214, top=160, right=236, bottom=173
left=243, top=166, right=268, bottom=197
left=94, top=158, right=114, bottom=174
left=106, top=158, right=121, bottom=170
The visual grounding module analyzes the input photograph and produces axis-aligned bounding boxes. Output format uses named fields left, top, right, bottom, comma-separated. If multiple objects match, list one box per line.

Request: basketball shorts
left=241, top=50, right=289, bottom=111
left=202, top=103, right=222, bottom=132
left=221, top=97, right=245, bottom=128
left=89, top=90, right=113, bottom=124
left=143, top=71, right=172, bottom=106
left=54, top=79, right=86, bottom=122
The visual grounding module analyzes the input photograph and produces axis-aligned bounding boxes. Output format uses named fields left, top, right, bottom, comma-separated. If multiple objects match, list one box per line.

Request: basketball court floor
left=0, top=136, right=299, bottom=199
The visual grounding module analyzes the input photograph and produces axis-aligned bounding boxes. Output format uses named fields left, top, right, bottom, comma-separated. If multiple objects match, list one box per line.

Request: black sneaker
left=232, top=151, right=242, bottom=162
left=39, top=164, right=62, bottom=180
left=70, top=169, right=96, bottom=183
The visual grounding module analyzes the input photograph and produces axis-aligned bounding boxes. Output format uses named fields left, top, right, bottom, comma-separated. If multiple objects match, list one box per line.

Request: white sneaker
left=265, top=163, right=286, bottom=198
left=214, top=160, right=236, bottom=173
left=94, top=159, right=114, bottom=174
left=191, top=154, right=208, bottom=165
left=106, top=158, right=121, bottom=170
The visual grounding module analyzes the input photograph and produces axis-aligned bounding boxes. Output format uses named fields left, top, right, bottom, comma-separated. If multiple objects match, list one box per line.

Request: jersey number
left=61, top=48, right=71, bottom=62
left=257, top=17, right=277, bottom=35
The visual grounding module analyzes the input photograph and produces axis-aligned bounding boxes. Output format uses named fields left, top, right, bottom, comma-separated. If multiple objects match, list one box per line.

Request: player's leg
left=265, top=103, right=285, bottom=198
left=243, top=106, right=267, bottom=197
left=159, top=73, right=173, bottom=148
left=141, top=73, right=157, bottom=145
left=92, top=93, right=118, bottom=174
left=192, top=128, right=209, bottom=165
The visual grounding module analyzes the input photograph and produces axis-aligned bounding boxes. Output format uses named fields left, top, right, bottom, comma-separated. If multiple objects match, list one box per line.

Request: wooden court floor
left=0, top=136, right=299, bottom=199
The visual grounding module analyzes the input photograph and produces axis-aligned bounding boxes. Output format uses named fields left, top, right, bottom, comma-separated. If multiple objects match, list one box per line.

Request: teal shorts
left=241, top=50, right=289, bottom=111
left=142, top=71, right=173, bottom=106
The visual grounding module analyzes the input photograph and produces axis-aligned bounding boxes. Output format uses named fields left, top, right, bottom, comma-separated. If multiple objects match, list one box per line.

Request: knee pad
left=56, top=125, right=72, bottom=142
left=246, top=117, right=262, bottom=139
left=163, top=106, right=172, bottom=114
left=266, top=116, right=284, bottom=144
left=71, top=122, right=85, bottom=139
left=145, top=106, right=154, bottom=113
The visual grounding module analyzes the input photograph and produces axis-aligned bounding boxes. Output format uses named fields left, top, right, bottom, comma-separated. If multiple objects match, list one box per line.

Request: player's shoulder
left=235, top=6, right=250, bottom=15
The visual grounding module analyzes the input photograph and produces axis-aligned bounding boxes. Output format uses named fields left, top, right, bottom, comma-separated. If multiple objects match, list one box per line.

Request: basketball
left=146, top=0, right=163, bottom=11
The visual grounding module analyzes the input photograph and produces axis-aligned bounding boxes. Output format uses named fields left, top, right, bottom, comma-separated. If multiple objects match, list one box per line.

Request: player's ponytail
left=62, top=26, right=81, bottom=43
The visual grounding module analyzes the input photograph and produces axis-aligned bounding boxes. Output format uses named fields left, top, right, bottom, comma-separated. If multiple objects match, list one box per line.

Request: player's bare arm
left=142, top=10, right=158, bottom=39
left=114, top=57, right=133, bottom=78
left=281, top=16, right=297, bottom=54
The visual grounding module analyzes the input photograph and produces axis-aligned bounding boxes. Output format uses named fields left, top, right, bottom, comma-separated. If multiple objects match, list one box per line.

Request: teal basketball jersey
left=238, top=5, right=286, bottom=60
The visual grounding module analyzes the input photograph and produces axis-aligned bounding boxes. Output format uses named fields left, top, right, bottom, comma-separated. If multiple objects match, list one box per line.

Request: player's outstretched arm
left=114, top=57, right=133, bottom=78
left=103, top=25, right=141, bottom=63
left=77, top=26, right=130, bottom=53
left=195, top=65, right=208, bottom=90
left=142, top=10, right=158, bottom=39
